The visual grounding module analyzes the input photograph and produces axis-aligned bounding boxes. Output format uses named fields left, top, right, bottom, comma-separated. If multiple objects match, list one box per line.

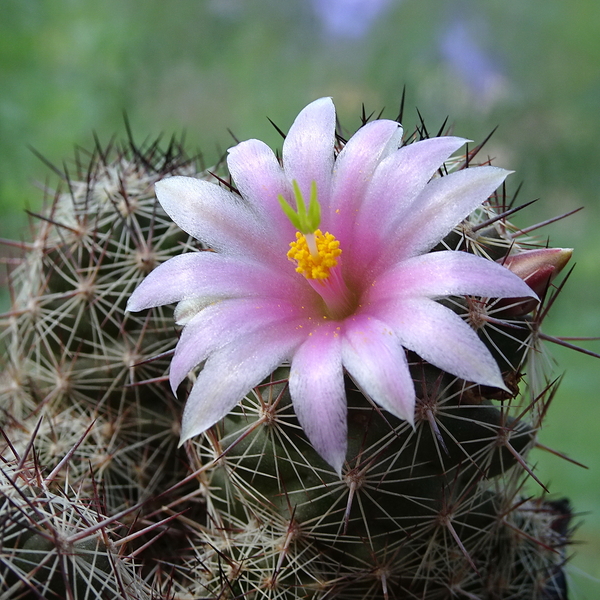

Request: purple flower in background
left=440, top=16, right=508, bottom=108
left=311, top=0, right=396, bottom=39
left=127, top=98, right=535, bottom=473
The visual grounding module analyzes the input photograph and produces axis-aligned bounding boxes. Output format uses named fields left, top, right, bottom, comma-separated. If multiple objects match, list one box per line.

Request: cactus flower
left=127, top=98, right=536, bottom=473
left=498, top=247, right=572, bottom=316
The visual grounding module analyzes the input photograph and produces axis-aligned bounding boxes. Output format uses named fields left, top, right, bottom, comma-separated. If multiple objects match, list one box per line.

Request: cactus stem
left=1, top=111, right=588, bottom=599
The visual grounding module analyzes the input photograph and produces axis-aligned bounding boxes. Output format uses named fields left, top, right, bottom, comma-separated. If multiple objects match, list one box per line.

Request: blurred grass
left=1, top=0, right=599, bottom=595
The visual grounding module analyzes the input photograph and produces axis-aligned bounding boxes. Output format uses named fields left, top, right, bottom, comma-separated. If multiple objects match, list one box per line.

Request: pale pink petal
left=155, top=176, right=284, bottom=265
left=341, top=314, right=415, bottom=424
left=179, top=323, right=305, bottom=445
left=378, top=166, right=510, bottom=268
left=227, top=139, right=296, bottom=242
left=283, top=97, right=336, bottom=208
left=289, top=323, right=347, bottom=473
left=127, top=251, right=306, bottom=312
left=366, top=251, right=538, bottom=304
left=371, top=297, right=507, bottom=389
left=347, top=137, right=468, bottom=272
left=128, top=98, right=528, bottom=467
left=357, top=136, right=468, bottom=235
left=170, top=297, right=308, bottom=392
left=326, top=119, right=402, bottom=232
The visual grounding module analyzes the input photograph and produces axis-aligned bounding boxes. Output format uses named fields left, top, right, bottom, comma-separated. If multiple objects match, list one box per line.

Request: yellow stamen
left=287, top=229, right=341, bottom=280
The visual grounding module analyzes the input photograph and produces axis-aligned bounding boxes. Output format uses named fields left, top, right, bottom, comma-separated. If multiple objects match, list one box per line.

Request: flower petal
left=283, top=97, right=336, bottom=208
left=372, top=297, right=507, bottom=390
left=380, top=166, right=510, bottom=266
left=357, top=136, right=469, bottom=242
left=366, top=251, right=538, bottom=304
left=327, top=119, right=402, bottom=232
left=289, top=324, right=347, bottom=474
left=127, top=251, right=306, bottom=312
left=342, top=314, right=415, bottom=424
left=155, top=176, right=283, bottom=264
left=227, top=139, right=296, bottom=242
left=170, top=297, right=307, bottom=393
left=346, top=136, right=467, bottom=274
left=179, top=322, right=305, bottom=445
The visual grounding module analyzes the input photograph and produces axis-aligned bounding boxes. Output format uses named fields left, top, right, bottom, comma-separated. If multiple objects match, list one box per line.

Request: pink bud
left=498, top=248, right=573, bottom=316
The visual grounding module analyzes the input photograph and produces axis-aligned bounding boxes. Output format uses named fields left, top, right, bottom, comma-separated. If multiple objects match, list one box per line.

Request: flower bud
left=497, top=248, right=573, bottom=316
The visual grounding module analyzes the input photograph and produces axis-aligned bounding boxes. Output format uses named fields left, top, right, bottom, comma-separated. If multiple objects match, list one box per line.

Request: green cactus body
left=181, top=365, right=562, bottom=599
left=1, top=120, right=577, bottom=599
left=0, top=139, right=202, bottom=511
left=0, top=459, right=151, bottom=599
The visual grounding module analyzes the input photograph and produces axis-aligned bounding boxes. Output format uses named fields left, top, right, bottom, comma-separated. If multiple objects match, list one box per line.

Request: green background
left=1, top=0, right=599, bottom=595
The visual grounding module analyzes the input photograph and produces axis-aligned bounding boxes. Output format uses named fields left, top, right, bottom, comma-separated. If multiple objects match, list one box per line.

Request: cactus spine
left=1, top=115, right=580, bottom=599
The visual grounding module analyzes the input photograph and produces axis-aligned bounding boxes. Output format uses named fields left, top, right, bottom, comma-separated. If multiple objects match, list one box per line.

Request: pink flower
left=127, top=98, right=536, bottom=473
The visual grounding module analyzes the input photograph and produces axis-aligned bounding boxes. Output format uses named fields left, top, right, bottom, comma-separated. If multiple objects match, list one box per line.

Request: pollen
left=288, top=229, right=342, bottom=280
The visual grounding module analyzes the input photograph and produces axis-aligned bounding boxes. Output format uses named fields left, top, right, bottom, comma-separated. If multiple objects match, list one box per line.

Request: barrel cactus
left=0, top=98, right=583, bottom=599
left=0, top=454, right=151, bottom=599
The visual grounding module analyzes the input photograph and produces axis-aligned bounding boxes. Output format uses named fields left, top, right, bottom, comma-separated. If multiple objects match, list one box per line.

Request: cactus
left=0, top=445, right=152, bottom=599
left=0, top=135, right=201, bottom=512
left=0, top=102, right=587, bottom=599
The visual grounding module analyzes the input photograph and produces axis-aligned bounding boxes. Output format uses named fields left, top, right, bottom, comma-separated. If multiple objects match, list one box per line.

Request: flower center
left=279, top=181, right=355, bottom=319
left=287, top=229, right=341, bottom=280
